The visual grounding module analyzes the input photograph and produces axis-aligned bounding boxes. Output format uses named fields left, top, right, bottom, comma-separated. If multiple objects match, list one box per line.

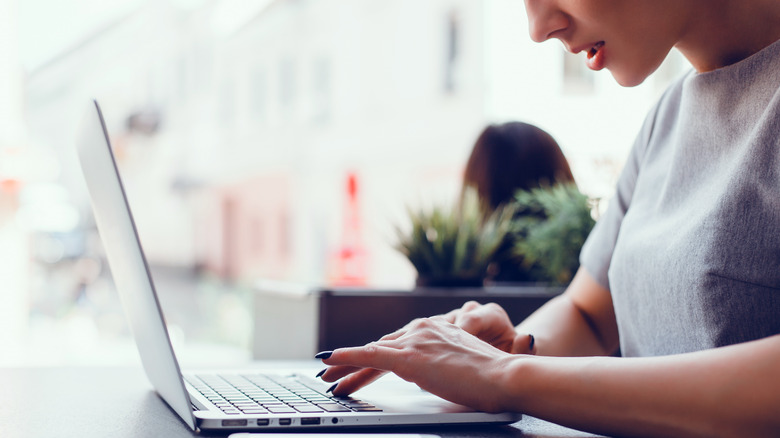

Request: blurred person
left=462, top=121, right=575, bottom=283
left=315, top=1, right=780, bottom=437
left=463, top=121, right=574, bottom=211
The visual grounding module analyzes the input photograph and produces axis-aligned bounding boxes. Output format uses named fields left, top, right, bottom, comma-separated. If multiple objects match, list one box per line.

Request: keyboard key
left=266, top=406, right=297, bottom=414
left=315, top=403, right=351, bottom=412
left=345, top=402, right=375, bottom=408
left=189, top=372, right=375, bottom=418
left=293, top=404, right=325, bottom=413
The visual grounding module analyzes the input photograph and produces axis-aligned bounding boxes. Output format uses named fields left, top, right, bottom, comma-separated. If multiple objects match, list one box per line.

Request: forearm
left=516, top=269, right=619, bottom=356
left=516, top=294, right=608, bottom=356
left=499, top=335, right=780, bottom=437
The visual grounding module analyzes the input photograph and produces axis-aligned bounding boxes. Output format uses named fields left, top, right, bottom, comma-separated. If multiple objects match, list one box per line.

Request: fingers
left=453, top=302, right=515, bottom=351
left=511, top=333, right=537, bottom=355
left=315, top=307, right=504, bottom=397
left=459, top=300, right=482, bottom=314
left=315, top=343, right=401, bottom=396
left=329, top=368, right=387, bottom=397
left=442, top=300, right=481, bottom=324
left=318, top=365, right=362, bottom=381
left=315, top=319, right=445, bottom=393
left=454, top=303, right=487, bottom=334
left=442, top=308, right=460, bottom=323
left=322, top=343, right=402, bottom=372
left=452, top=301, right=499, bottom=330
left=380, top=316, right=439, bottom=341
left=313, top=321, right=422, bottom=394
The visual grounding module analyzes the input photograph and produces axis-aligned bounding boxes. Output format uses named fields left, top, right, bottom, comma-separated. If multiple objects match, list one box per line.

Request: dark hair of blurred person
left=463, top=121, right=574, bottom=211
left=462, top=121, right=575, bottom=283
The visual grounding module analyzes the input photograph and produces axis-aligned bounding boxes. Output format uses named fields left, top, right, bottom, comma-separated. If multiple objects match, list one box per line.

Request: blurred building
left=23, top=0, right=688, bottom=289
left=0, top=0, right=30, bottom=365
left=197, top=0, right=491, bottom=285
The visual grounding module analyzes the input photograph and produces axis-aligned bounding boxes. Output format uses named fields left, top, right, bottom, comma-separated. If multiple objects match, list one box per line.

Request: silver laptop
left=76, top=99, right=522, bottom=432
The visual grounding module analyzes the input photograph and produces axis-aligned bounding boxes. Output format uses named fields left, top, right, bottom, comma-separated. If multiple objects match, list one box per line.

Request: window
left=444, top=10, right=460, bottom=94
left=278, top=58, right=296, bottom=108
left=176, top=56, right=188, bottom=102
left=219, top=79, right=235, bottom=124
left=311, top=57, right=331, bottom=124
left=251, top=67, right=268, bottom=122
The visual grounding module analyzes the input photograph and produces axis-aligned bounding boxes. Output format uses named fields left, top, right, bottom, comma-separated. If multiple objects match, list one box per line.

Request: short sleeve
left=579, top=104, right=659, bottom=291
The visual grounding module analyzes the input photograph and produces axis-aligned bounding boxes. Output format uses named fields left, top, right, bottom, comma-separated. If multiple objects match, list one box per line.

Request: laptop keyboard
left=185, top=373, right=382, bottom=415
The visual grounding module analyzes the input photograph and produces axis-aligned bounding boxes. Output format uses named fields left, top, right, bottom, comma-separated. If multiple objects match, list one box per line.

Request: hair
left=462, top=122, right=575, bottom=283
left=462, top=121, right=574, bottom=211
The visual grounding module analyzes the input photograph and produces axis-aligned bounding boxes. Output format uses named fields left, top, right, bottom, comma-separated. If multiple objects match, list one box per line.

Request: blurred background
left=0, top=0, right=688, bottom=367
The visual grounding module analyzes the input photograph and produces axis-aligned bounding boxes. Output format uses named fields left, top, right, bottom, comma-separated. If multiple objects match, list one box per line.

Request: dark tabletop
left=0, top=366, right=605, bottom=438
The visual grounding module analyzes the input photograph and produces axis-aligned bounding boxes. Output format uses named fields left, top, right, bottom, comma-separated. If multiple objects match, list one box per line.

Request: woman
left=317, top=2, right=780, bottom=436
left=463, top=121, right=575, bottom=283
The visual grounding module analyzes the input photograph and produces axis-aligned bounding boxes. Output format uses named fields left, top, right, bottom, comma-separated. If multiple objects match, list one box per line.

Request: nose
left=524, top=0, right=569, bottom=43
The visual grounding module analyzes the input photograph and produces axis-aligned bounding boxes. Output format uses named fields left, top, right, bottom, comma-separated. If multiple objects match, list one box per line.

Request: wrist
left=492, top=354, right=535, bottom=412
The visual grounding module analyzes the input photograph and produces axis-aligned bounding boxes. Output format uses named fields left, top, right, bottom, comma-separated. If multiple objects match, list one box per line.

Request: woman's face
left=524, top=0, right=692, bottom=87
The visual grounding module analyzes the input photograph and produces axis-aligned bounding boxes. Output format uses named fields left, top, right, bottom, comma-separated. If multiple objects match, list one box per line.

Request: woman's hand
left=442, top=301, right=536, bottom=355
left=316, top=301, right=536, bottom=401
left=319, top=316, right=521, bottom=412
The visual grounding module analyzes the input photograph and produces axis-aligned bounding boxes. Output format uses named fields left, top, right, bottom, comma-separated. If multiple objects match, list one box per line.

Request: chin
left=610, top=70, right=650, bottom=87
left=610, top=58, right=667, bottom=88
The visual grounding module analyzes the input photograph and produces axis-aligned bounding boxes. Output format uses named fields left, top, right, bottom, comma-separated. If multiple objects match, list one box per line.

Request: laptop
left=75, top=99, right=522, bottom=431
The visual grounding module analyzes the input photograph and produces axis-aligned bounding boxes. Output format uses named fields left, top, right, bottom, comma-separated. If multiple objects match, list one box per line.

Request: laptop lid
left=76, top=100, right=522, bottom=431
left=76, top=100, right=197, bottom=430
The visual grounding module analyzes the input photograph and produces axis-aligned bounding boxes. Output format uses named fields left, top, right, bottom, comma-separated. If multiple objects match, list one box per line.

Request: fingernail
left=315, top=368, right=326, bottom=378
left=528, top=334, right=535, bottom=351
left=326, top=383, right=338, bottom=393
left=315, top=351, right=333, bottom=359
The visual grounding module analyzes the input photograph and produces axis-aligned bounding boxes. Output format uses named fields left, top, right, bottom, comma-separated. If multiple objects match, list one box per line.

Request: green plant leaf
left=393, top=187, right=516, bottom=283
left=511, top=183, right=596, bottom=285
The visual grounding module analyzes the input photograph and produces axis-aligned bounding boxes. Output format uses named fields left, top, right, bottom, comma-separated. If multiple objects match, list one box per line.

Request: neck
left=676, top=0, right=780, bottom=72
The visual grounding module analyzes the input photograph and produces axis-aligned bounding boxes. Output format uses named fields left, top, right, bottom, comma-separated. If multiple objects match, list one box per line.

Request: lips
left=587, top=41, right=605, bottom=60
left=567, top=40, right=606, bottom=71
left=585, top=41, right=606, bottom=71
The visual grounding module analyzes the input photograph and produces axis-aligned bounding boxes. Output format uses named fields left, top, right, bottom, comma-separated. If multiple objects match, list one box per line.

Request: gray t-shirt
left=580, top=38, right=780, bottom=357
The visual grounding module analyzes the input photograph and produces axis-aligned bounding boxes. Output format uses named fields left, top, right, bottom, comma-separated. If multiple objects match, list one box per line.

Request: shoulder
left=647, top=71, right=691, bottom=136
left=628, top=70, right=692, bottom=166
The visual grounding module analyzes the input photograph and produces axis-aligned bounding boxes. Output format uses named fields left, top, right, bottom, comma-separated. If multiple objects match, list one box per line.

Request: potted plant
left=510, top=183, right=596, bottom=285
left=394, top=188, right=516, bottom=288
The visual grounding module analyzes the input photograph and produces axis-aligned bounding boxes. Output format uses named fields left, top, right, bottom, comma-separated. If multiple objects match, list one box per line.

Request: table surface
left=0, top=365, right=605, bottom=438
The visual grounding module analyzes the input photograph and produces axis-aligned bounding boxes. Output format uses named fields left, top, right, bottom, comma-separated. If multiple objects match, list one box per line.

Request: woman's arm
left=323, top=323, right=780, bottom=438
left=516, top=268, right=620, bottom=357
left=501, top=334, right=780, bottom=438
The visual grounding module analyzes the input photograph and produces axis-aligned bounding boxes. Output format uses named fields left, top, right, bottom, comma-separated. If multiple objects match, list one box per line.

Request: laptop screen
left=76, top=100, right=196, bottom=430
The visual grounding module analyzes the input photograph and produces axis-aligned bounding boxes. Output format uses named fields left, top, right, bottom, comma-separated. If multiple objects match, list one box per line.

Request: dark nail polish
left=315, top=368, right=326, bottom=378
left=528, top=334, right=535, bottom=351
left=315, top=351, right=333, bottom=359
left=326, top=383, right=338, bottom=393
